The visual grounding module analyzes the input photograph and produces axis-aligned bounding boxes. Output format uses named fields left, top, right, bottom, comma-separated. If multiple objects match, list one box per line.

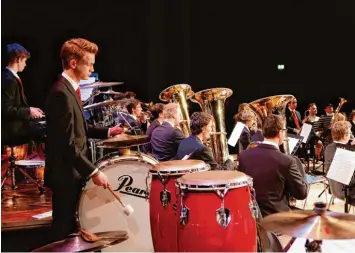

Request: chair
left=327, top=179, right=355, bottom=213
left=1, top=140, right=44, bottom=193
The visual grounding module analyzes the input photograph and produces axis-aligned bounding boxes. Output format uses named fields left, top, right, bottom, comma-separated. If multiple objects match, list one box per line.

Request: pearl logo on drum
left=113, top=175, right=148, bottom=199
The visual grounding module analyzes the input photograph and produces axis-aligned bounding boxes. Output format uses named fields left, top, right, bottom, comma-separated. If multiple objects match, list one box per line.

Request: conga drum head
left=150, top=159, right=209, bottom=175
left=177, top=170, right=252, bottom=190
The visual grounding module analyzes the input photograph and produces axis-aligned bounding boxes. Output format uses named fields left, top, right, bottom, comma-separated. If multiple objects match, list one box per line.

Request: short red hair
left=60, top=38, right=98, bottom=69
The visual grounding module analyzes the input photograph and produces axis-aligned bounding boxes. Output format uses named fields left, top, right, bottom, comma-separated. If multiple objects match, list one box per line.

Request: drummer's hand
left=92, top=171, right=110, bottom=189
left=30, top=107, right=44, bottom=119
left=109, top=125, right=124, bottom=137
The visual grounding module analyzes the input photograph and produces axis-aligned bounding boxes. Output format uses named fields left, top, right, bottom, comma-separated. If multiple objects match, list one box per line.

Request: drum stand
left=1, top=146, right=44, bottom=193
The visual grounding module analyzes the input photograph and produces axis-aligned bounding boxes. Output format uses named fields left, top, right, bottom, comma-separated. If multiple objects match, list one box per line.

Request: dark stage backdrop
left=2, top=0, right=355, bottom=139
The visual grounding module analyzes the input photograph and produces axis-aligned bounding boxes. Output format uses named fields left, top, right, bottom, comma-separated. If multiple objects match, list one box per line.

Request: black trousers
left=50, top=184, right=82, bottom=242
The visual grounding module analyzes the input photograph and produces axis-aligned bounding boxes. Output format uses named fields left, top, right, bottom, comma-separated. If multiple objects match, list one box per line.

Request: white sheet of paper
left=32, top=211, right=52, bottom=219
left=288, top=137, right=299, bottom=154
left=326, top=148, right=355, bottom=185
left=228, top=122, right=246, bottom=147
left=288, top=238, right=355, bottom=253
left=299, top=123, right=312, bottom=143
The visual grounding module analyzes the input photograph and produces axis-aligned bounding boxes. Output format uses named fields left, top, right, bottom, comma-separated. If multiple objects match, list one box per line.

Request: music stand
left=287, top=133, right=303, bottom=156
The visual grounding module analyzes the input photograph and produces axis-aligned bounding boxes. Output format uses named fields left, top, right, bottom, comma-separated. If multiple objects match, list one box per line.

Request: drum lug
left=216, top=207, right=231, bottom=229
left=180, top=205, right=189, bottom=226
left=160, top=189, right=171, bottom=208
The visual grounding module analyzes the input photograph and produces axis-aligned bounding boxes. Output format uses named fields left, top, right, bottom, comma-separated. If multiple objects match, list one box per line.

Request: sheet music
left=288, top=238, right=355, bottom=252
left=79, top=77, right=96, bottom=101
left=299, top=123, right=312, bottom=143
left=326, top=148, right=355, bottom=185
left=288, top=137, right=300, bottom=154
left=228, top=122, right=246, bottom=147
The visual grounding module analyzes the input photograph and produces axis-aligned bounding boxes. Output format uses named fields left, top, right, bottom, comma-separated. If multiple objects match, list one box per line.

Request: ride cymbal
left=80, top=81, right=124, bottom=89
left=260, top=202, right=355, bottom=240
left=97, top=134, right=150, bottom=148
left=32, top=231, right=128, bottom=252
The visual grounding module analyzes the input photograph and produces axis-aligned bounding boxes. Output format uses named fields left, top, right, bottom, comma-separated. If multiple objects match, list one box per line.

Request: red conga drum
left=176, top=170, right=257, bottom=252
left=149, top=160, right=209, bottom=252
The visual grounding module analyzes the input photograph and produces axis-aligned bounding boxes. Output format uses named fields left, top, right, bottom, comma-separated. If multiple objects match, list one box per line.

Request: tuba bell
left=159, top=84, right=194, bottom=137
left=191, top=88, right=233, bottom=164
left=245, top=94, right=295, bottom=154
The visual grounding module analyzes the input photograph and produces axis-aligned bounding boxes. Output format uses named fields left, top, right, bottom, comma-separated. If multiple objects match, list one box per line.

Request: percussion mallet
left=107, top=186, right=134, bottom=216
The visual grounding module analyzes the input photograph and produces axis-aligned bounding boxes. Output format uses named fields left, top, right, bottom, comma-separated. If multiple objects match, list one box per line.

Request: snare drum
left=149, top=160, right=209, bottom=252
left=77, top=151, right=158, bottom=252
left=176, top=170, right=257, bottom=252
left=15, top=160, right=45, bottom=182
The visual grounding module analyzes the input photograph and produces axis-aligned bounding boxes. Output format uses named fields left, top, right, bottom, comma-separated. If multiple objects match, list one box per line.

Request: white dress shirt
left=6, top=66, right=20, bottom=79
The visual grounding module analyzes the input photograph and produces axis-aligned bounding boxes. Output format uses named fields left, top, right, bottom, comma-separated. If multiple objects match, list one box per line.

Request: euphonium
left=245, top=94, right=295, bottom=154
left=159, top=84, right=194, bottom=137
left=191, top=88, right=233, bottom=164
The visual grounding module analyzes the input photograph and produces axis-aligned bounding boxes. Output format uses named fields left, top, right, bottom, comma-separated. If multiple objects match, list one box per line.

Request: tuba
left=159, top=84, right=194, bottom=137
left=191, top=88, right=233, bottom=164
left=245, top=94, right=295, bottom=154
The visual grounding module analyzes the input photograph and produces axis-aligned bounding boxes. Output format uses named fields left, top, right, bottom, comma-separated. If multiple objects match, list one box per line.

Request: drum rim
left=149, top=166, right=209, bottom=176
left=15, top=160, right=45, bottom=166
left=176, top=178, right=253, bottom=191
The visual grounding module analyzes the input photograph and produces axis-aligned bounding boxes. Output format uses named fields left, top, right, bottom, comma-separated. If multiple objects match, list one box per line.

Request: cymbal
left=83, top=100, right=120, bottom=110
left=97, top=134, right=149, bottom=148
left=80, top=81, right=124, bottom=89
left=99, top=91, right=125, bottom=96
left=32, top=231, right=128, bottom=252
left=260, top=203, right=355, bottom=240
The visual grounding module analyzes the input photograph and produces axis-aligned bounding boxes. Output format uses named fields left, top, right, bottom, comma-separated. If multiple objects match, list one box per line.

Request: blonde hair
left=60, top=38, right=98, bottom=69
left=331, top=121, right=351, bottom=141
left=163, top=103, right=179, bottom=120
left=333, top=113, right=346, bottom=123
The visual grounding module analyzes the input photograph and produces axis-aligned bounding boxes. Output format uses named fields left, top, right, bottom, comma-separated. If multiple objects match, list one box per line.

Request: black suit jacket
left=144, top=119, right=161, bottom=153
left=151, top=121, right=185, bottom=161
left=44, top=76, right=108, bottom=191
left=1, top=68, right=31, bottom=144
left=285, top=108, right=302, bottom=134
left=176, top=135, right=234, bottom=170
left=238, top=143, right=307, bottom=217
left=351, top=121, right=355, bottom=138
left=117, top=113, right=144, bottom=135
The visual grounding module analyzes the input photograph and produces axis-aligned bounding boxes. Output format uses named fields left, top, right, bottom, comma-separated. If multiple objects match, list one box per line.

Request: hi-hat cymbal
left=260, top=202, right=355, bottom=240
left=99, top=91, right=125, bottom=96
left=97, top=134, right=149, bottom=148
left=32, top=231, right=128, bottom=252
left=83, top=100, right=120, bottom=110
left=80, top=81, right=124, bottom=89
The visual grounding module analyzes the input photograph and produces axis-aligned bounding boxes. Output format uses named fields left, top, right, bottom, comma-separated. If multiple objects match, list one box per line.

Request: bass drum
left=77, top=152, right=158, bottom=252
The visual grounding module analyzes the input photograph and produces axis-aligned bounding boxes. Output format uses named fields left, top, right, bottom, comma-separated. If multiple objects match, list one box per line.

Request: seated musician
left=234, top=110, right=264, bottom=152
left=318, top=103, right=334, bottom=146
left=238, top=114, right=307, bottom=217
left=1, top=43, right=45, bottom=149
left=117, top=99, right=147, bottom=135
left=350, top=110, right=355, bottom=144
left=144, top=103, right=165, bottom=153
left=175, top=112, right=234, bottom=170
left=285, top=98, right=302, bottom=134
left=151, top=103, right=185, bottom=161
left=325, top=121, right=355, bottom=201
left=302, top=103, right=323, bottom=159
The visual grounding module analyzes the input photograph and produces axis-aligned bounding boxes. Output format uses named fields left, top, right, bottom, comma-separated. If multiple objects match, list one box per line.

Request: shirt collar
left=62, top=72, right=79, bottom=91
left=262, top=139, right=279, bottom=149
left=326, top=113, right=334, bottom=116
left=6, top=67, right=20, bottom=79
left=130, top=114, right=137, bottom=120
left=334, top=140, right=347, bottom=145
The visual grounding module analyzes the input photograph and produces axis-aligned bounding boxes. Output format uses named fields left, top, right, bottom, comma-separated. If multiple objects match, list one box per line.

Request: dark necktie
left=292, top=111, right=301, bottom=129
left=17, top=77, right=25, bottom=97
left=76, top=87, right=82, bottom=104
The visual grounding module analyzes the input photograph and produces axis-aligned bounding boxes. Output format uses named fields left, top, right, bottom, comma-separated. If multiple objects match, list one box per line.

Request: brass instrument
left=245, top=94, right=295, bottom=154
left=159, top=84, right=194, bottom=137
left=332, top=97, right=348, bottom=122
left=191, top=88, right=233, bottom=164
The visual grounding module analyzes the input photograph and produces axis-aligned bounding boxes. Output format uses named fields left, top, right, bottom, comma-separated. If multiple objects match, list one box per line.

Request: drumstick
left=107, top=186, right=134, bottom=216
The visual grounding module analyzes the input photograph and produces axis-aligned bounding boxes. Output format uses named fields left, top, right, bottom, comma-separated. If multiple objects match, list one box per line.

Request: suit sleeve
left=47, top=92, right=96, bottom=178
left=199, top=146, right=234, bottom=170
left=1, top=77, right=30, bottom=120
left=239, top=128, right=251, bottom=150
left=285, top=156, right=308, bottom=200
left=324, top=145, right=335, bottom=171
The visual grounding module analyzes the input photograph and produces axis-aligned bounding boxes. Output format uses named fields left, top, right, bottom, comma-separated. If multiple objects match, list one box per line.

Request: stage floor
left=1, top=184, right=52, bottom=232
